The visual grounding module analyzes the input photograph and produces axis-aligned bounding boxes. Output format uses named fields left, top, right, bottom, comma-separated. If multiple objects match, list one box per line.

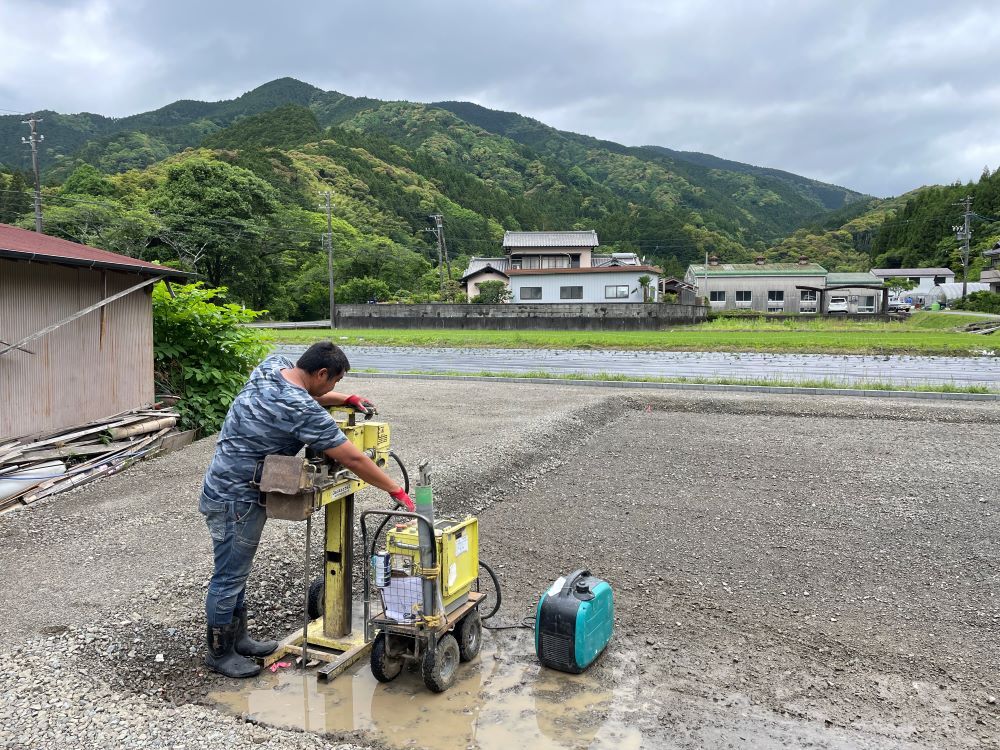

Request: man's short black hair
left=296, top=342, right=351, bottom=379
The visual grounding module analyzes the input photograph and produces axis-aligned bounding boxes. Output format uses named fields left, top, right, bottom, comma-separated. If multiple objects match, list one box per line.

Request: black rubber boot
left=205, top=622, right=261, bottom=678
left=234, top=607, right=278, bottom=658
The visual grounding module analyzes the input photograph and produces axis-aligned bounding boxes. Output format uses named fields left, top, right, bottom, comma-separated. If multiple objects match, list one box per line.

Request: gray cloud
left=1, top=0, right=998, bottom=196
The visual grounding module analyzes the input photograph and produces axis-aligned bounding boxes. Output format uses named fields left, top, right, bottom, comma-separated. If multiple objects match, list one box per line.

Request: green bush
left=337, top=276, right=393, bottom=304
left=152, top=282, right=268, bottom=434
left=471, top=280, right=512, bottom=304
left=953, top=290, right=1000, bottom=314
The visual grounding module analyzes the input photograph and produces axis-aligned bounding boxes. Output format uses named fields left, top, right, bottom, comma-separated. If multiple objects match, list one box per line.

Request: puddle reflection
left=210, top=630, right=641, bottom=749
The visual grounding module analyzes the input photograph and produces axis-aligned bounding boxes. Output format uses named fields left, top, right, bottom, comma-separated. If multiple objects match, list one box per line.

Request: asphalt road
left=275, top=345, right=1000, bottom=387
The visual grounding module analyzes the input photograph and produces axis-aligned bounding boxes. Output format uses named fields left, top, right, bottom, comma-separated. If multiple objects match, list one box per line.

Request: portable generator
left=535, top=569, right=613, bottom=673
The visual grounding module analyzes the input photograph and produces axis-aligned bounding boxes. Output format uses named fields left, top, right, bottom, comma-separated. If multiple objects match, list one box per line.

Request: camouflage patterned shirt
left=201, top=355, right=347, bottom=507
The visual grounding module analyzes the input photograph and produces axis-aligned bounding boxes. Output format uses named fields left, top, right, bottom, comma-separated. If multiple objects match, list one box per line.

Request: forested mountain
left=762, top=168, right=1000, bottom=279
left=4, top=77, right=988, bottom=317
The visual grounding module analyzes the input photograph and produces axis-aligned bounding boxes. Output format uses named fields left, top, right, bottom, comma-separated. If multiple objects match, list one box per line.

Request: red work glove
left=390, top=487, right=415, bottom=512
left=344, top=394, right=376, bottom=416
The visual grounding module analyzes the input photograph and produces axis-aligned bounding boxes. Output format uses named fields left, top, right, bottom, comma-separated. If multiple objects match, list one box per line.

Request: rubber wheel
left=421, top=633, right=460, bottom=693
left=455, top=609, right=482, bottom=662
left=307, top=577, right=324, bottom=621
left=370, top=632, right=403, bottom=683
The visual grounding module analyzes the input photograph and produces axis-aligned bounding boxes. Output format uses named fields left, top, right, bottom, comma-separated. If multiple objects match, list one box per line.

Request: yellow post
left=323, top=492, right=354, bottom=638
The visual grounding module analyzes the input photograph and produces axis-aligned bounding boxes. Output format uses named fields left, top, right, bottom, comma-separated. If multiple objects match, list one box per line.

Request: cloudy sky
left=1, top=0, right=998, bottom=197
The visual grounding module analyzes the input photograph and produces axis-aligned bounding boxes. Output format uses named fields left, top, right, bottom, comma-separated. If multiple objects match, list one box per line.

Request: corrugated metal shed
left=0, top=225, right=189, bottom=440
left=502, top=230, right=599, bottom=249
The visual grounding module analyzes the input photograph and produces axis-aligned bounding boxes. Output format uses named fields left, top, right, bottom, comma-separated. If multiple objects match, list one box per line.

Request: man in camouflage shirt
left=200, top=341, right=413, bottom=678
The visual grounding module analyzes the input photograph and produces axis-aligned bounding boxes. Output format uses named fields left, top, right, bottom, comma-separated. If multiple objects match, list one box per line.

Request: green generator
left=535, top=569, right=613, bottom=673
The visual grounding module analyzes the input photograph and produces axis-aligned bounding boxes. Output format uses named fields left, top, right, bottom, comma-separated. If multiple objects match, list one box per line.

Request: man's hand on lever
left=344, top=394, right=376, bottom=417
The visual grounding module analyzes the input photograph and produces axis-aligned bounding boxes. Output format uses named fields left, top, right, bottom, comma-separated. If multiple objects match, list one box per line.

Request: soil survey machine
left=254, top=405, right=496, bottom=691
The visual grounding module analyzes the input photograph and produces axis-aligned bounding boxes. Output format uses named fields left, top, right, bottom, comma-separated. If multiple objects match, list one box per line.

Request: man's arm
left=314, top=391, right=354, bottom=408
left=324, top=440, right=399, bottom=493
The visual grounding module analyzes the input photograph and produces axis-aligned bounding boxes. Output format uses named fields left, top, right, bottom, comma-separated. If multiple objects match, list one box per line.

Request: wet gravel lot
left=1, top=378, right=998, bottom=749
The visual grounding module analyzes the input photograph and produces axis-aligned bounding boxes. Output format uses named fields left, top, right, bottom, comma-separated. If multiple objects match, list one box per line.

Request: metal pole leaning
left=415, top=461, right=437, bottom=620
left=302, top=513, right=311, bottom=668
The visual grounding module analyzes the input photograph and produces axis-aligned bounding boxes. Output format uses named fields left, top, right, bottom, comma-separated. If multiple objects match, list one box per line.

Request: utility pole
left=953, top=196, right=973, bottom=299
left=21, top=116, right=44, bottom=232
left=429, top=214, right=451, bottom=291
left=323, top=191, right=335, bottom=329
left=703, top=250, right=709, bottom=304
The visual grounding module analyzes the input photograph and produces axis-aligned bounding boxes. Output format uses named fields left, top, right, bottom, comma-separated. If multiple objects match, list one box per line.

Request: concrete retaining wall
left=332, top=303, right=707, bottom=330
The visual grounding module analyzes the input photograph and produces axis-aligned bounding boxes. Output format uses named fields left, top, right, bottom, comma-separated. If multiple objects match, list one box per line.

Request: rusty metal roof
left=0, top=223, right=190, bottom=278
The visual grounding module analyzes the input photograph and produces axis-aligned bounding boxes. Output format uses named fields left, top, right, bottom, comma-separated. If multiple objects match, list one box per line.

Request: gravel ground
left=1, top=379, right=998, bottom=748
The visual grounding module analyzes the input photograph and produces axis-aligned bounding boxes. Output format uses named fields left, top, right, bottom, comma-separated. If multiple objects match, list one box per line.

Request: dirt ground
left=2, top=379, right=999, bottom=749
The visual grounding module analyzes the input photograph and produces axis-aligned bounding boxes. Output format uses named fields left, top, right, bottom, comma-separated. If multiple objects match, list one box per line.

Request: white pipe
left=0, top=461, right=66, bottom=502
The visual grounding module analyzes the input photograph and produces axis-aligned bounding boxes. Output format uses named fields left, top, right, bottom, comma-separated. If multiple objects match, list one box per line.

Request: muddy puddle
left=210, top=629, right=642, bottom=749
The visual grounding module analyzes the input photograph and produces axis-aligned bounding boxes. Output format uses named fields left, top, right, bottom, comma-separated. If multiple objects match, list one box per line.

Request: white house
left=460, top=231, right=660, bottom=303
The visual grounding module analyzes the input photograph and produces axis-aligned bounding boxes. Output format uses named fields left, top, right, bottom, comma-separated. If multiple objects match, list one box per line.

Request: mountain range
left=1, top=77, right=995, bottom=316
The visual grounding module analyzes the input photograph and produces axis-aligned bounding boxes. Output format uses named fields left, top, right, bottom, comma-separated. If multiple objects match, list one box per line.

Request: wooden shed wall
left=0, top=260, right=155, bottom=440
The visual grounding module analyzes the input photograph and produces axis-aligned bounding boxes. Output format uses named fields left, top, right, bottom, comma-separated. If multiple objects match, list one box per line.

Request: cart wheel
left=370, top=632, right=403, bottom=683
left=422, top=633, right=460, bottom=693
left=455, top=609, right=482, bottom=662
left=307, top=577, right=324, bottom=621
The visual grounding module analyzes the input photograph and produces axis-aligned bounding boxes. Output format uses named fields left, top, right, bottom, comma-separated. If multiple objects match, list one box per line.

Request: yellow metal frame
left=264, top=408, right=392, bottom=681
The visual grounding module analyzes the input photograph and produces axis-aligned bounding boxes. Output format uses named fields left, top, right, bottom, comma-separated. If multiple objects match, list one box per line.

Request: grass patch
left=262, top=312, right=997, bottom=357
left=371, top=368, right=999, bottom=395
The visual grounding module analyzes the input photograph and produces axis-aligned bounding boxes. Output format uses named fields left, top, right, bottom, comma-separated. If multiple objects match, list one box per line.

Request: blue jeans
left=201, top=494, right=267, bottom=627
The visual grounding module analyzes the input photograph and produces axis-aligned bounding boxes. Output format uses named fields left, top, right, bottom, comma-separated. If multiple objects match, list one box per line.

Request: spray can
left=373, top=550, right=391, bottom=588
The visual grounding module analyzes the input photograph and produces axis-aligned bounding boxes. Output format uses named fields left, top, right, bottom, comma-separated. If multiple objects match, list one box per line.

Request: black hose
left=483, top=616, right=535, bottom=631
left=369, top=451, right=409, bottom=557
left=477, top=560, right=502, bottom=620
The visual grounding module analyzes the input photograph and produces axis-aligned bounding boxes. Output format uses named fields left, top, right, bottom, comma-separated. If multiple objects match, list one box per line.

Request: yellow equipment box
left=385, top=516, right=479, bottom=610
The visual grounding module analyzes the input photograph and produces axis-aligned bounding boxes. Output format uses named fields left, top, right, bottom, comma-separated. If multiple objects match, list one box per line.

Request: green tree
left=953, top=291, right=1000, bottom=314
left=337, top=276, right=393, bottom=303
left=0, top=171, right=31, bottom=224
left=883, top=277, right=918, bottom=296
left=471, top=280, right=512, bottom=304
left=152, top=282, right=268, bottom=433
left=638, top=275, right=652, bottom=302
left=61, top=164, right=119, bottom=198
left=148, top=154, right=284, bottom=308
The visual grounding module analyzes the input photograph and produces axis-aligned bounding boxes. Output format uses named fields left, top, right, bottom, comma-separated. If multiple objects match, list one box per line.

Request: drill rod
left=302, top=513, right=311, bottom=668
